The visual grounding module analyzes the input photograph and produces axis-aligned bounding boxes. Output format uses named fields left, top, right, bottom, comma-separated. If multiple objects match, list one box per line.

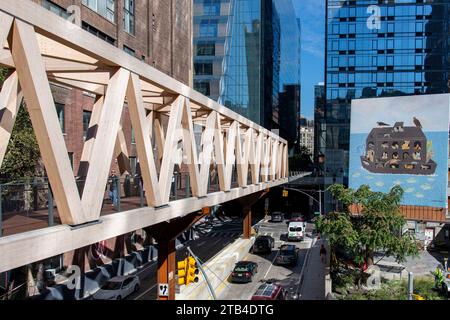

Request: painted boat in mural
left=360, top=121, right=437, bottom=175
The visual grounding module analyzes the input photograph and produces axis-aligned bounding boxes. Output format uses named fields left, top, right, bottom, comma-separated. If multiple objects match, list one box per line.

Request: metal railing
left=0, top=166, right=244, bottom=238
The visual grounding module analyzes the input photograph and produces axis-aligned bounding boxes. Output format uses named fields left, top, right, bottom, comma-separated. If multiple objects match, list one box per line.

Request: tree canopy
left=0, top=69, right=41, bottom=181
left=316, top=184, right=419, bottom=267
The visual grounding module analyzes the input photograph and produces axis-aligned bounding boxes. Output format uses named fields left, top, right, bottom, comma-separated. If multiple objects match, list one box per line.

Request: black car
left=270, top=212, right=284, bottom=223
left=275, top=244, right=299, bottom=266
left=252, top=236, right=275, bottom=254
left=229, top=261, right=258, bottom=283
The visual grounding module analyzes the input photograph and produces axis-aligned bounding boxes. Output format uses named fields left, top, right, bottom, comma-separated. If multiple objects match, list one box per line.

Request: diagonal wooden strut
left=126, top=73, right=162, bottom=207
left=10, top=20, right=86, bottom=225
left=81, top=67, right=130, bottom=220
left=0, top=71, right=22, bottom=167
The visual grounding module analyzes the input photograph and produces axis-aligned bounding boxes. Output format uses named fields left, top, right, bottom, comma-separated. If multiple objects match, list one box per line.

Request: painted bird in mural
left=377, top=122, right=390, bottom=127
left=413, top=117, right=422, bottom=128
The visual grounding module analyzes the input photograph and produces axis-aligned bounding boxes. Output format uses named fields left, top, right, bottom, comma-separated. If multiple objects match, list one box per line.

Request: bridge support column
left=243, top=206, right=252, bottom=239
left=225, top=190, right=269, bottom=240
left=157, top=239, right=176, bottom=300
left=147, top=207, right=210, bottom=300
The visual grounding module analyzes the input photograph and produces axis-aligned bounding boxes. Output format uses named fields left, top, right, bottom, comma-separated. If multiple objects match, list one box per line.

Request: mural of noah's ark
left=360, top=120, right=436, bottom=175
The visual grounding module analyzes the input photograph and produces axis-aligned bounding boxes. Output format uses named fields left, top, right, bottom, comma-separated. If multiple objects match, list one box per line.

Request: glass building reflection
left=193, top=0, right=301, bottom=147
left=322, top=0, right=450, bottom=196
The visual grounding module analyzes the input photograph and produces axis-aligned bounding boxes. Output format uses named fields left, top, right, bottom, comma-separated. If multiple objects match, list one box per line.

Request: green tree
left=316, top=184, right=419, bottom=286
left=0, top=69, right=41, bottom=181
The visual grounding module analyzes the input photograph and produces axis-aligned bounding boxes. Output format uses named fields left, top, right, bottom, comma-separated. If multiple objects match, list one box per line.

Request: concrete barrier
left=176, top=237, right=255, bottom=300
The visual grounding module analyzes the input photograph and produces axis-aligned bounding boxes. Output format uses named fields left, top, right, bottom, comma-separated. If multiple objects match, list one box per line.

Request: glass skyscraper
left=322, top=0, right=450, bottom=197
left=193, top=0, right=301, bottom=145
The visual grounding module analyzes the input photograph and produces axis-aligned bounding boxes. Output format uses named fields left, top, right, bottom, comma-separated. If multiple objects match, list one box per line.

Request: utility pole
left=319, top=189, right=322, bottom=216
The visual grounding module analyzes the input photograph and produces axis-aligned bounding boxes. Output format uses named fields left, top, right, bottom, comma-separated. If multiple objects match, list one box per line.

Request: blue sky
left=294, top=0, right=325, bottom=120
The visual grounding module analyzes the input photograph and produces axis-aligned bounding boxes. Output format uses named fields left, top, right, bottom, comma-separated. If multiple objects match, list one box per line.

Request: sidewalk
left=300, top=237, right=330, bottom=300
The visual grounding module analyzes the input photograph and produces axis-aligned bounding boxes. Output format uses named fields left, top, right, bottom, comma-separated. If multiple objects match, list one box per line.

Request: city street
left=217, top=219, right=314, bottom=300
left=127, top=217, right=245, bottom=300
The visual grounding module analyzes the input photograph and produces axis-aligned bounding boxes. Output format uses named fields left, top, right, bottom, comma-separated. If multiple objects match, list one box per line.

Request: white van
left=287, top=221, right=305, bottom=242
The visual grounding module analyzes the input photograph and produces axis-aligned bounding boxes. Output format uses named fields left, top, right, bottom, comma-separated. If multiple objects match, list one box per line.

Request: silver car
left=93, top=275, right=140, bottom=300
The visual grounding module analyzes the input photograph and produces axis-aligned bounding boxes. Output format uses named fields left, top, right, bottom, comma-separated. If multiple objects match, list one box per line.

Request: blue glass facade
left=193, top=0, right=301, bottom=145
left=323, top=0, right=450, bottom=185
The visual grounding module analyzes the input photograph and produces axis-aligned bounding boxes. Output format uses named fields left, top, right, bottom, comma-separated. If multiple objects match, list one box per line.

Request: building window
left=42, top=0, right=70, bottom=19
left=123, top=0, right=135, bottom=35
left=199, top=20, right=218, bottom=37
left=83, top=110, right=92, bottom=139
left=204, top=0, right=220, bottom=16
left=82, top=0, right=115, bottom=23
left=55, top=103, right=65, bottom=133
left=82, top=22, right=116, bottom=45
left=131, top=128, right=136, bottom=144
left=196, top=42, right=215, bottom=56
left=194, top=81, right=211, bottom=96
left=123, top=45, right=135, bottom=57
left=194, top=63, right=213, bottom=76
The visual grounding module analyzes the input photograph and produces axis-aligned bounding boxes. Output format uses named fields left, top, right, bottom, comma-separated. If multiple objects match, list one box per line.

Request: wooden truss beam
left=0, top=1, right=291, bottom=271
left=0, top=177, right=288, bottom=274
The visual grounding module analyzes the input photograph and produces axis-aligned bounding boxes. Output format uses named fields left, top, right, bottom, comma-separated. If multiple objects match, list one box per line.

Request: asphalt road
left=217, top=218, right=314, bottom=300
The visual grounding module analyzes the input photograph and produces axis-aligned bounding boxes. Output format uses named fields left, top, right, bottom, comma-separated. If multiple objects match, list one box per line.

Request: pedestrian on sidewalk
left=320, top=244, right=327, bottom=264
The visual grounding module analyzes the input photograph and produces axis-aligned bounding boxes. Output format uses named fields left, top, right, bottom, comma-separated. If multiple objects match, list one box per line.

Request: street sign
left=314, top=212, right=320, bottom=216
left=159, top=283, right=169, bottom=297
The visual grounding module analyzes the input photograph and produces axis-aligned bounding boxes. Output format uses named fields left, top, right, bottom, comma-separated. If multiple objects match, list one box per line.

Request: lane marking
left=135, top=283, right=158, bottom=300
left=263, top=240, right=285, bottom=280
left=296, top=237, right=316, bottom=299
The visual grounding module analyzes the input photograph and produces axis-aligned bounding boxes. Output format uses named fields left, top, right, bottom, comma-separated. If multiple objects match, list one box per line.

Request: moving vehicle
left=287, top=221, right=305, bottom=242
left=275, top=244, right=299, bottom=266
left=270, top=212, right=284, bottom=223
left=229, top=261, right=258, bottom=283
left=251, top=282, right=287, bottom=300
left=252, top=235, right=275, bottom=254
left=92, top=275, right=140, bottom=300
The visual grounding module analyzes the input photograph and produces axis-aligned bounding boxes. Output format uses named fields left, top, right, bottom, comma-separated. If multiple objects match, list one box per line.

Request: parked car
left=92, top=275, right=140, bottom=300
left=287, top=221, right=305, bottom=242
left=275, top=244, right=299, bottom=266
left=251, top=282, right=287, bottom=300
left=252, top=235, right=275, bottom=254
left=270, top=212, right=284, bottom=223
left=229, top=261, right=258, bottom=283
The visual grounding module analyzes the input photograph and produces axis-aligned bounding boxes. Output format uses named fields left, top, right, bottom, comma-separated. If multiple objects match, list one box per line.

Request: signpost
left=159, top=283, right=169, bottom=298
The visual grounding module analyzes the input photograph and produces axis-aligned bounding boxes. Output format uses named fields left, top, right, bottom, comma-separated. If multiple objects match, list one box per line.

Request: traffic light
left=177, top=258, right=188, bottom=285
left=186, top=256, right=199, bottom=285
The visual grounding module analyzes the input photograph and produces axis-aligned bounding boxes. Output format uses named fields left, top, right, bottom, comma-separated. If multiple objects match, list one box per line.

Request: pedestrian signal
left=282, top=190, right=289, bottom=197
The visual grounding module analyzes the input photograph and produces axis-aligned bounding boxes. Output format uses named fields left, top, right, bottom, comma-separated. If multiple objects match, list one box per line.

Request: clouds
left=295, top=0, right=325, bottom=58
